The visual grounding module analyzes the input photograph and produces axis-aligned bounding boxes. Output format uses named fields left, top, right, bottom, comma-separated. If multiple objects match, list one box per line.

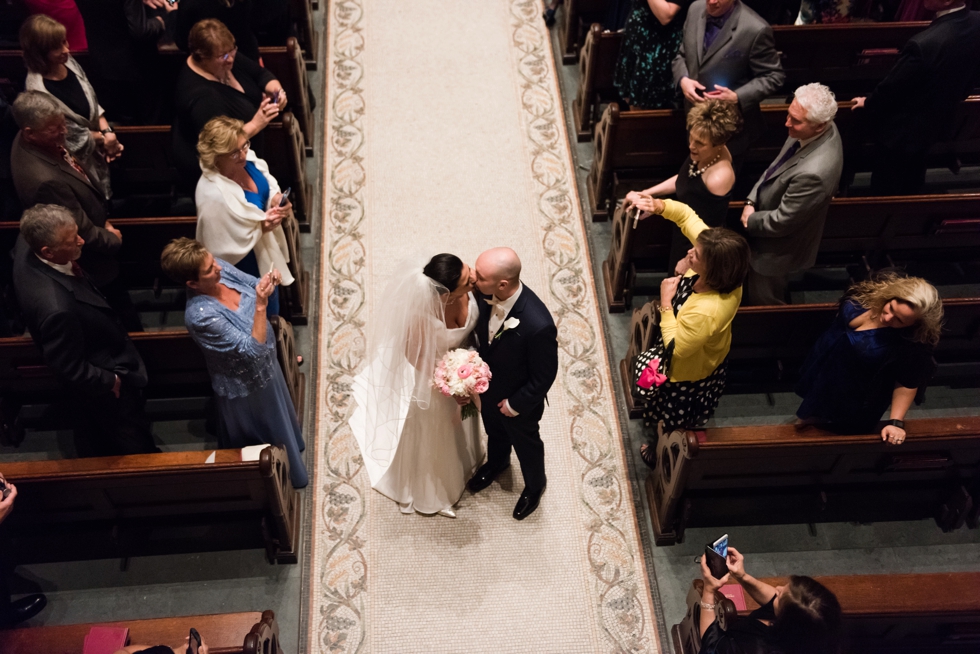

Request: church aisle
left=310, top=1, right=660, bottom=652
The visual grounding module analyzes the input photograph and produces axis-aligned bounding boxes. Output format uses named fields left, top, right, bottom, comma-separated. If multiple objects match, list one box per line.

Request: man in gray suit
left=740, top=83, right=843, bottom=305
left=672, top=0, right=785, bottom=158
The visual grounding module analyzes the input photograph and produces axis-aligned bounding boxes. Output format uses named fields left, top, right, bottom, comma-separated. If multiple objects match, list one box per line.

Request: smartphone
left=272, top=90, right=281, bottom=105
left=187, top=628, right=202, bottom=654
left=166, top=0, right=177, bottom=5
left=711, top=534, right=729, bottom=558
left=278, top=187, right=291, bottom=207
left=0, top=479, right=9, bottom=501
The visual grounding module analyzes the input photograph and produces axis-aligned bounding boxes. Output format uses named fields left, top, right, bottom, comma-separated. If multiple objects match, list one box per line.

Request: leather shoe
left=467, top=462, right=510, bottom=494
left=513, top=483, right=546, bottom=520
left=1, top=593, right=47, bottom=627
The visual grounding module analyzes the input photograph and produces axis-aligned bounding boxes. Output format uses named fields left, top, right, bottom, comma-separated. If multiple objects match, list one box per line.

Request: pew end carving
left=619, top=300, right=660, bottom=419
left=244, top=610, right=284, bottom=654
left=647, top=425, right=700, bottom=545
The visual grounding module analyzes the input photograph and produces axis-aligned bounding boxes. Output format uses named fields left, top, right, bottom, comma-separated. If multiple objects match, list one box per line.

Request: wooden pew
left=0, top=446, right=300, bottom=564
left=559, top=0, right=609, bottom=64
left=571, top=22, right=932, bottom=140
left=619, top=297, right=980, bottom=417
left=602, top=194, right=980, bottom=311
left=673, top=574, right=980, bottom=654
left=110, top=117, right=312, bottom=230
left=0, top=214, right=311, bottom=325
left=0, top=46, right=315, bottom=153
left=586, top=98, right=980, bottom=221
left=643, top=416, right=980, bottom=545
left=0, top=610, right=284, bottom=654
left=288, top=0, right=318, bottom=70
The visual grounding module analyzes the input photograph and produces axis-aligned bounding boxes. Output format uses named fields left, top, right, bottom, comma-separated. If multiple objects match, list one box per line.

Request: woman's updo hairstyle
left=423, top=254, right=464, bottom=294
left=770, top=575, right=843, bottom=654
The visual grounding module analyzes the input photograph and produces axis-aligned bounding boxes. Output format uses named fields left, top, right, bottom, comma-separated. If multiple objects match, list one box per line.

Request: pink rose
left=457, top=364, right=473, bottom=379
left=474, top=379, right=489, bottom=394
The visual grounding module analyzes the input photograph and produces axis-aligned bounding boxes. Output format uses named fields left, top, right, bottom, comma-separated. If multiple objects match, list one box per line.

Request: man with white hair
left=739, top=83, right=843, bottom=305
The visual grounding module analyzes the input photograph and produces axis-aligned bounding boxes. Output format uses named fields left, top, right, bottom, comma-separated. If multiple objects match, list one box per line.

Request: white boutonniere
left=495, top=317, right=520, bottom=340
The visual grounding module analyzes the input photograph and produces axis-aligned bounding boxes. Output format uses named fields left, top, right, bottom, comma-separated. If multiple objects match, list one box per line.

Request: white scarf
left=194, top=150, right=294, bottom=285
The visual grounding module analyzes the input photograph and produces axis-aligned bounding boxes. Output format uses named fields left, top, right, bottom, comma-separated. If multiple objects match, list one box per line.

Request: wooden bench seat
left=0, top=446, right=300, bottom=564
left=602, top=193, right=980, bottom=311
left=587, top=98, right=980, bottom=221
left=0, top=610, right=283, bottom=654
left=571, top=21, right=932, bottom=140
left=620, top=296, right=980, bottom=417
left=644, top=416, right=980, bottom=545
left=673, top=573, right=980, bottom=653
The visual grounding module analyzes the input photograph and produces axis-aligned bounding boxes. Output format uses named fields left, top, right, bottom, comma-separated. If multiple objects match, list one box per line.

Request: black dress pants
left=70, top=383, right=159, bottom=457
left=481, top=400, right=546, bottom=493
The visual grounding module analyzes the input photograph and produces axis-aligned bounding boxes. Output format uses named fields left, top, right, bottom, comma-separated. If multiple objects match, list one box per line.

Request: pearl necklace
left=688, top=154, right=722, bottom=178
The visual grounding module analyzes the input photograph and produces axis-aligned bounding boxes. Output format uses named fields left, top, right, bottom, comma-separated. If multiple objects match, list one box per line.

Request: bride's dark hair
left=423, top=254, right=464, bottom=293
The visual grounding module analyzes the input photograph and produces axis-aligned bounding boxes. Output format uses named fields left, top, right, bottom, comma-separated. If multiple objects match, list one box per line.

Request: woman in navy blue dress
left=795, top=272, right=943, bottom=445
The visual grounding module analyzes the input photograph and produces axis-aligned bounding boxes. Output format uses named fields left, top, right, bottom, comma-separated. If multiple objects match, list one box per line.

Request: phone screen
left=278, top=188, right=291, bottom=207
left=712, top=534, right=728, bottom=558
left=187, top=628, right=201, bottom=654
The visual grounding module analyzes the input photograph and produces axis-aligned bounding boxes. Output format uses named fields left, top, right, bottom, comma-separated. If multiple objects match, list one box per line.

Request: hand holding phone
left=278, top=187, right=291, bottom=208
left=187, top=628, right=202, bottom=654
left=272, top=90, right=281, bottom=105
left=0, top=479, right=9, bottom=501
left=702, top=534, right=730, bottom=579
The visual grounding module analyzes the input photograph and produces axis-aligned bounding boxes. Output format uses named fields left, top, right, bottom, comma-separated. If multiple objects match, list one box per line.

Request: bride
left=349, top=254, right=485, bottom=517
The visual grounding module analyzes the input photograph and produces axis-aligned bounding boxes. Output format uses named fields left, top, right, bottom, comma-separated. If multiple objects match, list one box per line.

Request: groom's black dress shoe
left=1, top=594, right=47, bottom=627
left=467, top=462, right=510, bottom=493
left=513, top=483, right=546, bottom=521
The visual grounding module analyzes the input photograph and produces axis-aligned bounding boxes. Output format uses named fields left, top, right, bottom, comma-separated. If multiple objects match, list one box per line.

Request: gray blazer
left=671, top=0, right=785, bottom=113
left=745, top=123, right=844, bottom=277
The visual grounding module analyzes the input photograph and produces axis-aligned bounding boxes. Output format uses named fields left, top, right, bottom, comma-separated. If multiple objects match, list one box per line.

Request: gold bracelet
left=657, top=305, right=672, bottom=314
left=699, top=601, right=716, bottom=611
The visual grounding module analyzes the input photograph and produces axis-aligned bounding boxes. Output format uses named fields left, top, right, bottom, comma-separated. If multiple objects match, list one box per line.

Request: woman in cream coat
left=195, top=116, right=293, bottom=315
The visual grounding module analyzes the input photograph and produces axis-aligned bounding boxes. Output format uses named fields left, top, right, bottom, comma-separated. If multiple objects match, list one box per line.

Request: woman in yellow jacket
left=627, top=196, right=751, bottom=468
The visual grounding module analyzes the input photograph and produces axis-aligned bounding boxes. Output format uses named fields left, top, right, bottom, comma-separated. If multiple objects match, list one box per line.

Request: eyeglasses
left=227, top=140, right=250, bottom=161
left=217, top=46, right=238, bottom=62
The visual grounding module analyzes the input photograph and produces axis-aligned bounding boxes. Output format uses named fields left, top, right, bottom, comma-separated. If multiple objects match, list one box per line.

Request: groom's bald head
left=475, top=247, right=521, bottom=300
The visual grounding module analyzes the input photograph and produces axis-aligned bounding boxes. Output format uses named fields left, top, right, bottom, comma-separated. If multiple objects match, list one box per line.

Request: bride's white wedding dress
left=350, top=292, right=484, bottom=515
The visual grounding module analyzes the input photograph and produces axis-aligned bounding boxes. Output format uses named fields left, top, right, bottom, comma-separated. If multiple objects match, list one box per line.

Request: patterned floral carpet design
left=310, top=1, right=661, bottom=651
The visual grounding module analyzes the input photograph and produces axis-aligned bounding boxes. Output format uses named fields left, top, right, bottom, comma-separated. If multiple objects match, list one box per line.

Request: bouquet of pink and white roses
left=433, top=348, right=492, bottom=419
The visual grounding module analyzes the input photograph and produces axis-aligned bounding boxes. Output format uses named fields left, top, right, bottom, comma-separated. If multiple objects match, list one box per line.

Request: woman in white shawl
left=20, top=14, right=122, bottom=200
left=194, top=115, right=294, bottom=316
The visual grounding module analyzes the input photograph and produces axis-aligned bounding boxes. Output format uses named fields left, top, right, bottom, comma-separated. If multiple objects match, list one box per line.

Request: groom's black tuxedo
left=475, top=284, right=558, bottom=493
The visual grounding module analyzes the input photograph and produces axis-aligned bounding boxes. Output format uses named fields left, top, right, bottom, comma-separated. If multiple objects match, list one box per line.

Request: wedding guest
left=698, top=547, right=842, bottom=654
left=195, top=116, right=294, bottom=317
left=23, top=0, right=87, bottom=50
left=173, top=19, right=286, bottom=190
left=628, top=197, right=750, bottom=468
left=851, top=0, right=980, bottom=196
left=0, top=474, right=47, bottom=628
left=20, top=14, right=122, bottom=200
left=614, top=0, right=689, bottom=110
left=175, top=0, right=260, bottom=61
left=740, top=83, right=842, bottom=305
left=624, top=99, right=741, bottom=273
left=795, top=272, right=941, bottom=445
left=13, top=205, right=157, bottom=456
left=672, top=0, right=785, bottom=161
left=160, top=237, right=308, bottom=488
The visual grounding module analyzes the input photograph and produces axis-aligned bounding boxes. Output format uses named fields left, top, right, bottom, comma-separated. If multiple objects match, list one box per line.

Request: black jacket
left=10, top=133, right=120, bottom=287
left=864, top=8, right=980, bottom=152
left=75, top=0, right=166, bottom=83
left=475, top=285, right=559, bottom=415
left=12, top=237, right=146, bottom=396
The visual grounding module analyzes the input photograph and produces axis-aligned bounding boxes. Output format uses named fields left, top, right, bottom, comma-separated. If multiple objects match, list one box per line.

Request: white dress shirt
left=36, top=254, right=75, bottom=276
left=487, top=282, right=524, bottom=416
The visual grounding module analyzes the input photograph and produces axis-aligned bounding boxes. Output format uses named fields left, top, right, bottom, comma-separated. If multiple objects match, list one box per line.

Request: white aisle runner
left=311, top=1, right=660, bottom=652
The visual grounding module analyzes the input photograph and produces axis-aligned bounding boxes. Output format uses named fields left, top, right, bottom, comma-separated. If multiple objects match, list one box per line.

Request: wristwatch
left=744, top=199, right=755, bottom=207
left=884, top=419, right=905, bottom=429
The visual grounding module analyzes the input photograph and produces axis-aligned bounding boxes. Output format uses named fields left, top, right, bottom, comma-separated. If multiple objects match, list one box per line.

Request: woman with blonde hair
left=20, top=13, right=122, bottom=199
left=194, top=116, right=293, bottom=316
left=796, top=271, right=943, bottom=445
left=624, top=100, right=742, bottom=273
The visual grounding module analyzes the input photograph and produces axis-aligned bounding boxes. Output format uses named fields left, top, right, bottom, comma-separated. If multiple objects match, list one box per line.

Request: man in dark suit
left=851, top=0, right=980, bottom=195
left=13, top=204, right=157, bottom=457
left=740, top=83, right=844, bottom=305
left=9, top=91, right=140, bottom=330
left=672, top=0, right=785, bottom=159
left=468, top=248, right=559, bottom=521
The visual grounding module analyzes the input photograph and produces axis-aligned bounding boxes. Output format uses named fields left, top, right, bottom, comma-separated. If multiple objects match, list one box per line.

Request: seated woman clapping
left=795, top=272, right=943, bottom=445
left=628, top=197, right=750, bottom=469
left=195, top=115, right=294, bottom=317
left=160, top=238, right=308, bottom=489
left=697, top=547, right=841, bottom=654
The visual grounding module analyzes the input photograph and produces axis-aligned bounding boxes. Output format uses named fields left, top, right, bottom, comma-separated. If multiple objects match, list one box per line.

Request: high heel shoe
left=437, top=508, right=457, bottom=518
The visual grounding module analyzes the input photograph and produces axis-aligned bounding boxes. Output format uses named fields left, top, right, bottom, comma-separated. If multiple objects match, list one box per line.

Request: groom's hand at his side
left=498, top=400, right=518, bottom=417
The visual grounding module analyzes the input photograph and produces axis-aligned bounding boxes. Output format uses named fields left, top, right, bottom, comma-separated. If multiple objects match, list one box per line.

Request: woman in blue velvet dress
left=614, top=0, right=690, bottom=109
left=795, top=273, right=943, bottom=446
left=161, top=237, right=308, bottom=488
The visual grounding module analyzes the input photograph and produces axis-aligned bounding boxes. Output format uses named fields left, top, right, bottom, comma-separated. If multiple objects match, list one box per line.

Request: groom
left=468, top=248, right=559, bottom=520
